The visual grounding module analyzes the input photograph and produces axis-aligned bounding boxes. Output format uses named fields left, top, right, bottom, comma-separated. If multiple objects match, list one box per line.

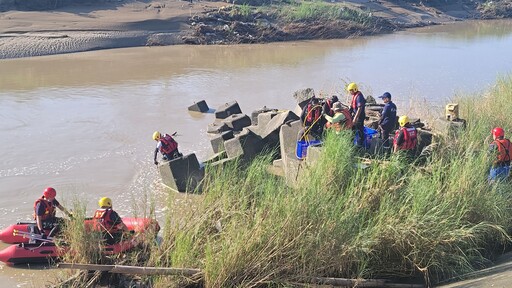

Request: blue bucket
left=296, top=140, right=322, bottom=160
left=354, top=127, right=378, bottom=149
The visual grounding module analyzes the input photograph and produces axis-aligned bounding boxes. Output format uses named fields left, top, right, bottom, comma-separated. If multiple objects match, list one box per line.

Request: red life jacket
left=33, top=198, right=55, bottom=221
left=351, top=91, right=362, bottom=111
left=394, top=127, right=417, bottom=150
left=93, top=208, right=120, bottom=233
left=492, top=138, right=511, bottom=163
left=160, top=134, right=178, bottom=155
left=305, top=103, right=321, bottom=124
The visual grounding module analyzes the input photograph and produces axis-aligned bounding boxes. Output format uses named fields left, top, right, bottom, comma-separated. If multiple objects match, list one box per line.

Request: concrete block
left=204, top=151, right=227, bottom=164
left=221, top=114, right=252, bottom=132
left=257, top=111, right=279, bottom=129
left=224, top=130, right=265, bottom=162
left=431, top=118, right=466, bottom=137
left=158, top=153, right=204, bottom=193
left=210, top=130, right=235, bottom=153
left=188, top=100, right=209, bottom=112
left=273, top=158, right=283, bottom=168
left=279, top=120, right=302, bottom=164
left=207, top=121, right=230, bottom=134
left=251, top=107, right=278, bottom=125
left=261, top=111, right=300, bottom=139
left=215, top=101, right=242, bottom=119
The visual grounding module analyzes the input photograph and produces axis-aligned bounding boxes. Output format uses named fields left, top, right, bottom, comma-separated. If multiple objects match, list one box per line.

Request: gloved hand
left=154, top=160, right=159, bottom=166
left=129, top=230, right=135, bottom=235
left=40, top=233, right=47, bottom=239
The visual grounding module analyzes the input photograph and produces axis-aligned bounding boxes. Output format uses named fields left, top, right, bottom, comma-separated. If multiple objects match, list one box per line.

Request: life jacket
left=160, top=134, right=178, bottom=155
left=492, top=138, right=511, bottom=164
left=393, top=127, right=417, bottom=151
left=33, top=198, right=55, bottom=221
left=93, top=208, right=121, bottom=233
left=305, top=102, right=321, bottom=125
left=351, top=91, right=362, bottom=111
left=326, top=109, right=353, bottom=131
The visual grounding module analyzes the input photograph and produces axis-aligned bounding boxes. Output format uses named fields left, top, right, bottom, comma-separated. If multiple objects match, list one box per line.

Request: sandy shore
left=0, top=0, right=488, bottom=59
left=0, top=0, right=227, bottom=58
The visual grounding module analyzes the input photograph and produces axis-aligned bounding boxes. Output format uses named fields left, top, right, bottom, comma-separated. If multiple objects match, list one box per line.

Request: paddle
left=13, top=229, right=55, bottom=243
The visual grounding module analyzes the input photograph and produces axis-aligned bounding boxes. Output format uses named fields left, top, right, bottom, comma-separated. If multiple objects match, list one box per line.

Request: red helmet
left=492, top=127, right=505, bottom=138
left=43, top=187, right=57, bottom=199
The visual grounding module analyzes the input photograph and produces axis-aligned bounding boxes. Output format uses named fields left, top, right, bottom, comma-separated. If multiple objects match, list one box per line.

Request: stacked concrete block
left=221, top=114, right=252, bottom=132
left=188, top=100, right=209, bottom=113
left=260, top=111, right=300, bottom=150
left=416, top=129, right=433, bottom=155
left=431, top=118, right=466, bottom=137
left=158, top=153, right=204, bottom=193
left=215, top=101, right=242, bottom=119
left=224, top=129, right=265, bottom=163
left=304, top=145, right=323, bottom=166
left=278, top=120, right=303, bottom=187
left=251, top=107, right=279, bottom=125
left=207, top=121, right=230, bottom=134
left=210, top=130, right=234, bottom=153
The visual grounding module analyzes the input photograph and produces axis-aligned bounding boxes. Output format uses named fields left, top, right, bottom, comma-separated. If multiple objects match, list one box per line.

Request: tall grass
left=278, top=1, right=374, bottom=24
left=148, top=75, right=512, bottom=287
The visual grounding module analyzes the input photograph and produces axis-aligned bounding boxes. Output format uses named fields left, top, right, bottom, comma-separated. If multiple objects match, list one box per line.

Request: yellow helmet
left=152, top=131, right=161, bottom=141
left=346, top=82, right=358, bottom=92
left=98, top=197, right=112, bottom=208
left=398, top=115, right=409, bottom=127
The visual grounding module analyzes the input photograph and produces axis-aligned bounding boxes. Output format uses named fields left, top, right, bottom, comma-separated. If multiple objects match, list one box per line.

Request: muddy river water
left=0, top=19, right=511, bottom=286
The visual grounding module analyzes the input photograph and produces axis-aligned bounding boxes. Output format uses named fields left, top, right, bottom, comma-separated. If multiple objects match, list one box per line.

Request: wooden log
left=310, top=276, right=424, bottom=288
left=58, top=263, right=202, bottom=276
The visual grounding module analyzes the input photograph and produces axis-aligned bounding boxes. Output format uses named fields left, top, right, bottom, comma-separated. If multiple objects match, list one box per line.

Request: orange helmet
left=492, top=127, right=504, bottom=138
left=43, top=187, right=56, bottom=199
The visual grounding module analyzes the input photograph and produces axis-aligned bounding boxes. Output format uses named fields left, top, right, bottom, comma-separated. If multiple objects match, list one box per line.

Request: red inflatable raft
left=0, top=218, right=159, bottom=265
left=0, top=217, right=158, bottom=244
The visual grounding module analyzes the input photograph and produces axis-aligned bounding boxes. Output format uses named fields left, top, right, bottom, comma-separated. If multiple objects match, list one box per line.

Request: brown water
left=0, top=19, right=511, bottom=286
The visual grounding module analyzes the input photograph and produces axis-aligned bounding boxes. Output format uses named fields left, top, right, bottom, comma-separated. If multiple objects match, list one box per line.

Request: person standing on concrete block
left=488, top=127, right=511, bottom=182
left=377, top=92, right=397, bottom=149
left=393, top=115, right=417, bottom=156
left=324, top=102, right=353, bottom=133
left=347, top=82, right=366, bottom=147
left=300, top=96, right=324, bottom=139
left=152, top=131, right=182, bottom=165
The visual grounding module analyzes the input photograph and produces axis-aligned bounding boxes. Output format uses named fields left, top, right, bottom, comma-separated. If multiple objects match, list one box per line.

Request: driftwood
left=58, top=263, right=424, bottom=287
left=58, top=263, right=202, bottom=277
left=311, top=276, right=424, bottom=287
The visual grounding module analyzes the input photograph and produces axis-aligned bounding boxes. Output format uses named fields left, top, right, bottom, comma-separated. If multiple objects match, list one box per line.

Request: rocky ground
left=0, top=0, right=511, bottom=58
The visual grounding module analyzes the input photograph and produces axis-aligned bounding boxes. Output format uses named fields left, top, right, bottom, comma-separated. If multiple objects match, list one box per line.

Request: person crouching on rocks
left=324, top=102, right=353, bottom=133
left=93, top=197, right=128, bottom=245
left=152, top=131, right=182, bottom=165
left=393, top=115, right=418, bottom=157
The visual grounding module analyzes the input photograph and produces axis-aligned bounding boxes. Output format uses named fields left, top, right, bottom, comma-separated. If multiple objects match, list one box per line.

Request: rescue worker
left=300, top=97, right=324, bottom=139
left=347, top=82, right=366, bottom=147
left=393, top=115, right=418, bottom=155
left=324, top=102, right=353, bottom=133
left=34, top=187, right=72, bottom=237
left=153, top=131, right=182, bottom=165
left=377, top=92, right=397, bottom=149
left=488, top=127, right=511, bottom=182
left=93, top=197, right=128, bottom=245
left=322, top=95, right=339, bottom=117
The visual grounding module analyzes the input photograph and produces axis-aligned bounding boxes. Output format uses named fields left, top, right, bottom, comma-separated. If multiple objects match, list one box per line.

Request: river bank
left=0, top=0, right=511, bottom=59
